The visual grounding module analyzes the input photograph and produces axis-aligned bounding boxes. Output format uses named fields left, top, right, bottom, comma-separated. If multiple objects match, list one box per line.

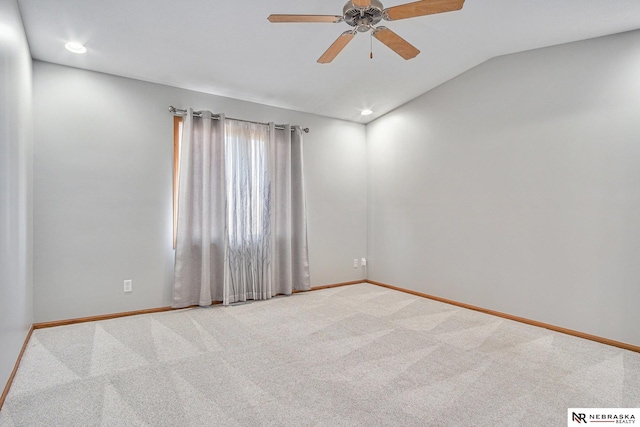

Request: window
left=173, top=116, right=270, bottom=247
left=224, top=120, right=271, bottom=243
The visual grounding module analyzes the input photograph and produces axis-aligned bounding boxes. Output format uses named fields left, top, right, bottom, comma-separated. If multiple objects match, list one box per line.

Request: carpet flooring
left=1, top=283, right=638, bottom=426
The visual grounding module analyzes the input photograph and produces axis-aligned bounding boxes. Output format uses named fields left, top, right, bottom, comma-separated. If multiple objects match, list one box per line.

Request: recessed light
left=65, top=42, right=87, bottom=54
left=361, top=109, right=373, bottom=116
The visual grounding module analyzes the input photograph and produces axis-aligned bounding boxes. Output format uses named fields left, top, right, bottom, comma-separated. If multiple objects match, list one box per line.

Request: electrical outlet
left=353, top=258, right=359, bottom=268
left=124, top=279, right=132, bottom=293
left=361, top=258, right=367, bottom=267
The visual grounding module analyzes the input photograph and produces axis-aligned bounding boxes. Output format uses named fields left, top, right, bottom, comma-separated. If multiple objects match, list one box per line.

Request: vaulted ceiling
left=17, top=0, right=640, bottom=123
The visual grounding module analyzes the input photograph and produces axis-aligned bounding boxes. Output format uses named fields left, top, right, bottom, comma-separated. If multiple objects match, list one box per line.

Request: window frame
left=173, top=116, right=182, bottom=248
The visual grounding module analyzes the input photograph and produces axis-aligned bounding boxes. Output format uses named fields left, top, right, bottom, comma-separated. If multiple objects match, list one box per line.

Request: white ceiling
left=17, top=0, right=640, bottom=123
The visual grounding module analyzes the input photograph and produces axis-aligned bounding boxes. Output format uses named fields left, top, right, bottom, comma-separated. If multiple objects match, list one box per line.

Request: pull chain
left=370, top=31, right=373, bottom=59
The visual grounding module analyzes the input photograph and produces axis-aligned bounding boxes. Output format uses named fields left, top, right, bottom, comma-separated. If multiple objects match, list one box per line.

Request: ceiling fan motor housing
left=343, top=0, right=384, bottom=32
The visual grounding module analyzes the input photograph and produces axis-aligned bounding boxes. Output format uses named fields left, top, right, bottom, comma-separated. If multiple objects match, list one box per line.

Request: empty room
left=1, top=0, right=640, bottom=425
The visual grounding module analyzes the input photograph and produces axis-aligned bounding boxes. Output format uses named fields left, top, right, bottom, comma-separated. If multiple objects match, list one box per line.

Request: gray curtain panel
left=173, top=109, right=310, bottom=308
left=173, top=110, right=227, bottom=307
left=268, top=124, right=311, bottom=301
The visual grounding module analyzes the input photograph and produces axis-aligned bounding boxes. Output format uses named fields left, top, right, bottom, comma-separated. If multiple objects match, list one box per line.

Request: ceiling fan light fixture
left=65, top=41, right=87, bottom=54
left=344, top=0, right=384, bottom=30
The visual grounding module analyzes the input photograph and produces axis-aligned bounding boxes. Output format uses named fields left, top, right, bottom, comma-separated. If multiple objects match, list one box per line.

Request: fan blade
left=384, top=0, right=464, bottom=21
left=373, top=27, right=420, bottom=60
left=352, top=0, right=371, bottom=7
left=268, top=14, right=343, bottom=23
left=318, top=31, right=356, bottom=64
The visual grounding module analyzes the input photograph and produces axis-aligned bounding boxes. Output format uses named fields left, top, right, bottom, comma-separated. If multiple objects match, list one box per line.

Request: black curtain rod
left=169, top=106, right=309, bottom=134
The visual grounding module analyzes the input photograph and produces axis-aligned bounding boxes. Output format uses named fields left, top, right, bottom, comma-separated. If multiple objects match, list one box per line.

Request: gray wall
left=0, top=0, right=33, bottom=391
left=33, top=61, right=367, bottom=322
left=367, top=30, right=640, bottom=347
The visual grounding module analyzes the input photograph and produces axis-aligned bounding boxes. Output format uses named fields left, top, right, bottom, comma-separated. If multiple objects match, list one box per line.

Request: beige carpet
left=1, top=283, right=638, bottom=426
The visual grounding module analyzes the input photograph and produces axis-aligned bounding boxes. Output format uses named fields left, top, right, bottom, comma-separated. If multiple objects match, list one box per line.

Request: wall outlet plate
left=124, top=279, right=132, bottom=292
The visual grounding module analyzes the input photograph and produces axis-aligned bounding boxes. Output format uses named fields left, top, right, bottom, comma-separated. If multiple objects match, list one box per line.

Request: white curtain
left=224, top=120, right=272, bottom=303
left=173, top=109, right=310, bottom=308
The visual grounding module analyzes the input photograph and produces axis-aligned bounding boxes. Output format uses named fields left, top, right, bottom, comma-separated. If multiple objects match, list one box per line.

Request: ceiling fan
left=268, top=0, right=465, bottom=63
